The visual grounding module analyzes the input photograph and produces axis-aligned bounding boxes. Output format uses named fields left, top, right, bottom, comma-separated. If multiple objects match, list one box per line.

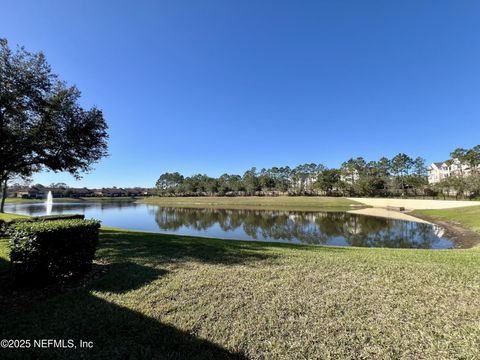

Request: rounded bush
left=8, top=219, right=101, bottom=282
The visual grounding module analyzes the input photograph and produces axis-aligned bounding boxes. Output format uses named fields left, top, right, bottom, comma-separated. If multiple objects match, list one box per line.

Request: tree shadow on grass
left=0, top=261, right=248, bottom=360
left=90, top=261, right=168, bottom=293
left=0, top=256, right=9, bottom=275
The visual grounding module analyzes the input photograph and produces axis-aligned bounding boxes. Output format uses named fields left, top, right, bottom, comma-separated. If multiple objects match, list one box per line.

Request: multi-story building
left=428, top=159, right=476, bottom=184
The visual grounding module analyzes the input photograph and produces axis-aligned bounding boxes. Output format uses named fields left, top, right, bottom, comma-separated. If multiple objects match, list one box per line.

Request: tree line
left=155, top=153, right=428, bottom=197
left=156, top=146, right=480, bottom=199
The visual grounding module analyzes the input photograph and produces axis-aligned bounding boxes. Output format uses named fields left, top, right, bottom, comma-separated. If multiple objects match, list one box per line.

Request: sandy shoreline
left=347, top=208, right=432, bottom=224
left=348, top=198, right=479, bottom=210
left=347, top=198, right=480, bottom=248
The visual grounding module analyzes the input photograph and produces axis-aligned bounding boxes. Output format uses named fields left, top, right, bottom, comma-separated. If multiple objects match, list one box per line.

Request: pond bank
left=411, top=212, right=480, bottom=249
left=348, top=197, right=480, bottom=210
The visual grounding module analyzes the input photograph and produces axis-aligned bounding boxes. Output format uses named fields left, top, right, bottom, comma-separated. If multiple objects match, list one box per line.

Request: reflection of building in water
left=344, top=221, right=363, bottom=235
left=288, top=213, right=318, bottom=222
left=432, top=224, right=445, bottom=238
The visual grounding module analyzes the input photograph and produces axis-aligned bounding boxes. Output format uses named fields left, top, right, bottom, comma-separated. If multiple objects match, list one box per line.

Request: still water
left=5, top=202, right=455, bottom=249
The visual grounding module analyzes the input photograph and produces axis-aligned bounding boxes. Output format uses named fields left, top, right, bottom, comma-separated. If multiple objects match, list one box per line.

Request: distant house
left=16, top=186, right=45, bottom=199
left=96, top=188, right=128, bottom=197
left=45, top=187, right=68, bottom=198
left=294, top=174, right=318, bottom=191
left=340, top=170, right=360, bottom=185
left=7, top=185, right=155, bottom=199
left=6, top=186, right=26, bottom=198
left=66, top=187, right=94, bottom=198
left=428, top=159, right=474, bottom=184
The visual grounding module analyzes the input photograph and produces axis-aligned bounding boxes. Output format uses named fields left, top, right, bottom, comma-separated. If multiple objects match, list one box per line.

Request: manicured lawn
left=0, top=212, right=30, bottom=222
left=415, top=205, right=480, bottom=234
left=1, top=228, right=479, bottom=359
left=140, top=196, right=364, bottom=212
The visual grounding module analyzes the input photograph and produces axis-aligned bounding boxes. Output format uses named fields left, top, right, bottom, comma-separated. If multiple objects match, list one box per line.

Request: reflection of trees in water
left=154, top=207, right=445, bottom=248
left=312, top=213, right=439, bottom=248
left=7, top=203, right=446, bottom=248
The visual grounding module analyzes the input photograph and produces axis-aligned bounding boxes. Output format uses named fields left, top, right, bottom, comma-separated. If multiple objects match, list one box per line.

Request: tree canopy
left=0, top=39, right=108, bottom=211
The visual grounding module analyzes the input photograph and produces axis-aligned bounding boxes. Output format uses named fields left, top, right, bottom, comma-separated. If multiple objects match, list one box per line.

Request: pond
left=4, top=201, right=456, bottom=249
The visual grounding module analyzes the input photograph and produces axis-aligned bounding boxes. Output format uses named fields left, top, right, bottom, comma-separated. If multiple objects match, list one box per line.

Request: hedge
left=34, top=214, right=85, bottom=221
left=0, top=214, right=84, bottom=236
left=8, top=219, right=100, bottom=282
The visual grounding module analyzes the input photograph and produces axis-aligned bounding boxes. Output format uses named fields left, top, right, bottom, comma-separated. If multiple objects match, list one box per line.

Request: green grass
left=415, top=205, right=480, bottom=234
left=1, top=228, right=479, bottom=359
left=0, top=212, right=30, bottom=222
left=139, top=196, right=364, bottom=212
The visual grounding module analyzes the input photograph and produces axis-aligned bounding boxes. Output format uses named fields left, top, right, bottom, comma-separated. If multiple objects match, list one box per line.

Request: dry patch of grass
left=0, top=229, right=479, bottom=359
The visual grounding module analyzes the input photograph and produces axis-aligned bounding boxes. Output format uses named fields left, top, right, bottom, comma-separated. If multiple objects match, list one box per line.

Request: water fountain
left=46, top=190, right=53, bottom=215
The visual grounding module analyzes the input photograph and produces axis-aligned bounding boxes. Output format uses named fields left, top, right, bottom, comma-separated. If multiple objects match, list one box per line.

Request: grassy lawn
left=1, top=228, right=479, bottom=359
left=0, top=212, right=30, bottom=222
left=415, top=205, right=480, bottom=233
left=139, top=196, right=363, bottom=212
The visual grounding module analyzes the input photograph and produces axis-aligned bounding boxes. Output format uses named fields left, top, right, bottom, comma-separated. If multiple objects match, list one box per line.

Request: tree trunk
left=0, top=178, right=7, bottom=213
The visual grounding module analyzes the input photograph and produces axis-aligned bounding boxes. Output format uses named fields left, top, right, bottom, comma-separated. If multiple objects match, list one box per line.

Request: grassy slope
left=415, top=205, right=480, bottom=234
left=139, top=196, right=363, bottom=212
left=0, top=229, right=479, bottom=359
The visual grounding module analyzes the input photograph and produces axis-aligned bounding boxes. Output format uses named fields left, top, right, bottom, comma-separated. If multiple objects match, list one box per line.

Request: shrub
left=34, top=214, right=85, bottom=221
left=8, top=219, right=101, bottom=282
left=0, top=218, right=31, bottom=237
left=0, top=214, right=84, bottom=236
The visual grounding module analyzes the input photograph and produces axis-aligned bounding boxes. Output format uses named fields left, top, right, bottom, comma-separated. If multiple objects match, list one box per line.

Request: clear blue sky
left=2, top=0, right=480, bottom=188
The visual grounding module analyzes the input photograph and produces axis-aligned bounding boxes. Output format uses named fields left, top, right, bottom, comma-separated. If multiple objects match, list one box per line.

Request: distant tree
left=183, top=174, right=212, bottom=195
left=450, top=148, right=468, bottom=178
left=242, top=167, right=259, bottom=194
left=376, top=157, right=391, bottom=177
left=155, top=172, right=184, bottom=195
left=413, top=157, right=427, bottom=177
left=391, top=153, right=414, bottom=192
left=464, top=145, right=480, bottom=172
left=292, top=163, right=324, bottom=193
left=466, top=172, right=480, bottom=198
left=258, top=168, right=275, bottom=192
left=353, top=176, right=384, bottom=196
left=315, top=169, right=341, bottom=195
left=226, top=174, right=244, bottom=193
left=341, top=158, right=366, bottom=185
left=217, top=174, right=232, bottom=195
left=204, top=177, right=218, bottom=195
left=271, top=166, right=292, bottom=192
left=49, top=182, right=68, bottom=189
left=405, top=157, right=428, bottom=195
left=0, top=39, right=108, bottom=212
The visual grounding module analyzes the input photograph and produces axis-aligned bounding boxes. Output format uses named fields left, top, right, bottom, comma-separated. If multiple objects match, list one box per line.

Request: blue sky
left=2, top=0, right=480, bottom=187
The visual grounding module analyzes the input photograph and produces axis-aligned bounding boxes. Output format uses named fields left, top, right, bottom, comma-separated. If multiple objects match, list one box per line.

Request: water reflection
left=4, top=202, right=455, bottom=249
left=152, top=207, right=451, bottom=249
